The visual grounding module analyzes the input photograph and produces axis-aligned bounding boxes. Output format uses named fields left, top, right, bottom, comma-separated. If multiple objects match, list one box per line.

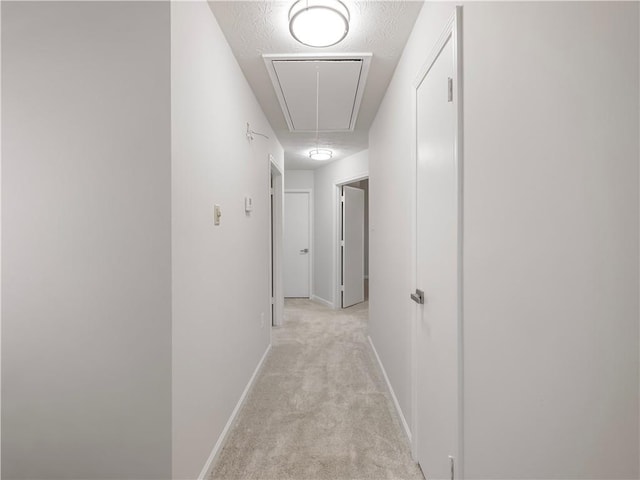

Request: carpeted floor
left=211, top=299, right=424, bottom=480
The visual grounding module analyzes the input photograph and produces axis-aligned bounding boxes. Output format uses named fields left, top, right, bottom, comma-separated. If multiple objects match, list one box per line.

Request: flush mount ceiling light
left=309, top=148, right=333, bottom=161
left=289, top=0, right=350, bottom=48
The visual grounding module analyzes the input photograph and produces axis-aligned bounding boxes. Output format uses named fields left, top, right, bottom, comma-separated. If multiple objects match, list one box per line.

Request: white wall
left=285, top=170, right=314, bottom=190
left=171, top=2, right=284, bottom=479
left=312, top=150, right=368, bottom=306
left=369, top=2, right=639, bottom=478
left=2, top=2, right=172, bottom=478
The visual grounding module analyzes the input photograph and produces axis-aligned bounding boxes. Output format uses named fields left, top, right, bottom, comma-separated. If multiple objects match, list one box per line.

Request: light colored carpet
left=211, top=299, right=424, bottom=480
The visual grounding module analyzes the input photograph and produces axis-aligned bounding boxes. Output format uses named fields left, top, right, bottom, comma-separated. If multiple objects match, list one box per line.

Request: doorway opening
left=269, top=156, right=284, bottom=327
left=337, top=177, right=369, bottom=309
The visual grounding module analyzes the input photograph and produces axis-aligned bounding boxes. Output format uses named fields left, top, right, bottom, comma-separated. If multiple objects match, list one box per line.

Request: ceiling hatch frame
left=263, top=53, right=373, bottom=133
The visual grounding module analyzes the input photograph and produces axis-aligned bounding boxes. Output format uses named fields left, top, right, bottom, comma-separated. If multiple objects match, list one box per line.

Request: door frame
left=333, top=173, right=368, bottom=309
left=340, top=185, right=366, bottom=309
left=410, top=6, right=464, bottom=475
left=269, top=155, right=284, bottom=326
left=284, top=189, right=313, bottom=299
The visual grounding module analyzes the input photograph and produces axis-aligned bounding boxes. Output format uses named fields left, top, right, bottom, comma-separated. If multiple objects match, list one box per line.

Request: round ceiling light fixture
left=289, top=0, right=350, bottom=48
left=309, top=148, right=333, bottom=161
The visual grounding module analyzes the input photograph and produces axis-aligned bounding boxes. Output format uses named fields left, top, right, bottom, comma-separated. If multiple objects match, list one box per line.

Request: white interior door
left=414, top=13, right=462, bottom=480
left=284, top=191, right=310, bottom=297
left=341, top=186, right=365, bottom=308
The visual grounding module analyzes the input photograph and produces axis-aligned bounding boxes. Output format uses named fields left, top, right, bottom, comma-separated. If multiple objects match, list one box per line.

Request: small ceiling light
left=309, top=148, right=333, bottom=161
left=289, top=0, right=350, bottom=48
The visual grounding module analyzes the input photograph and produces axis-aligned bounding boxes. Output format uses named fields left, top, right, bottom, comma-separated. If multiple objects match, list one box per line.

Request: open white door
left=269, top=158, right=284, bottom=326
left=284, top=191, right=311, bottom=298
left=412, top=8, right=463, bottom=480
left=341, top=186, right=365, bottom=308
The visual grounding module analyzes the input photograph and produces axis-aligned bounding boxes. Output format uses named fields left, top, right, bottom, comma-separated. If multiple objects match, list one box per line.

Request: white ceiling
left=208, top=0, right=423, bottom=170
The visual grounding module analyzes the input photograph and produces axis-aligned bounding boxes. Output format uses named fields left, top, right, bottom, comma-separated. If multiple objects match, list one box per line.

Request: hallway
left=2, top=1, right=639, bottom=478
left=212, top=300, right=422, bottom=480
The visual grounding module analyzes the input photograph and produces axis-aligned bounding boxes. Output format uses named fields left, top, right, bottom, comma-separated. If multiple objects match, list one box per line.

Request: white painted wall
left=312, top=150, right=368, bottom=306
left=2, top=3, right=172, bottom=478
left=171, top=2, right=283, bottom=479
left=284, top=170, right=314, bottom=190
left=369, top=2, right=639, bottom=478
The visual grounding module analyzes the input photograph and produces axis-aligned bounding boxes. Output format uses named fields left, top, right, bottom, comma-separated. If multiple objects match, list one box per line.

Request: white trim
left=335, top=172, right=369, bottom=188
left=284, top=189, right=313, bottom=299
left=333, top=172, right=368, bottom=309
left=262, top=53, right=372, bottom=133
left=368, top=336, right=412, bottom=444
left=1, top=2, right=3, bottom=472
left=454, top=11, right=466, bottom=477
left=410, top=6, right=464, bottom=476
left=310, top=294, right=333, bottom=309
left=198, top=344, right=272, bottom=480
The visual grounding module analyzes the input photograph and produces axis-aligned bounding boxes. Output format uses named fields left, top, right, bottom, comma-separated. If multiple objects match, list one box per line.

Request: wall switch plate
left=214, top=204, right=222, bottom=225
left=245, top=196, right=253, bottom=213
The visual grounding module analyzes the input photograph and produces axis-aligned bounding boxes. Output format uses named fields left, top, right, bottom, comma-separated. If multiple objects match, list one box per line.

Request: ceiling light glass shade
left=289, top=0, right=350, bottom=48
left=309, top=148, right=333, bottom=161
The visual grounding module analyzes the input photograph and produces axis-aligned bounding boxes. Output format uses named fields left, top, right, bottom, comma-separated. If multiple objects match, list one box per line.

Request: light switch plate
left=245, top=196, right=253, bottom=213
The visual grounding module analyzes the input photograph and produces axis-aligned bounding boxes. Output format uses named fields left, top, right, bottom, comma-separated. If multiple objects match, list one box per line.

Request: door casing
left=341, top=185, right=366, bottom=308
left=333, top=173, right=368, bottom=309
left=269, top=156, right=284, bottom=326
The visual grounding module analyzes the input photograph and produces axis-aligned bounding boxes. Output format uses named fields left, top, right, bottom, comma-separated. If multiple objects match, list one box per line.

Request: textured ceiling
left=208, top=0, right=423, bottom=170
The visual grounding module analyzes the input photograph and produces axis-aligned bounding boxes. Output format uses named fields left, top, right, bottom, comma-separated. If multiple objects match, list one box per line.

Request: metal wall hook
left=246, top=122, right=269, bottom=141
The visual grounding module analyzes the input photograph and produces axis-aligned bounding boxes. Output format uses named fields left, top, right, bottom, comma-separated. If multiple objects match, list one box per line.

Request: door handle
left=410, top=289, right=425, bottom=304
left=300, top=248, right=309, bottom=254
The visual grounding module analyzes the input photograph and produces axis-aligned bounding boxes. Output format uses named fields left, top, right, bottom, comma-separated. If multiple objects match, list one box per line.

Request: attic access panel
left=263, top=53, right=372, bottom=132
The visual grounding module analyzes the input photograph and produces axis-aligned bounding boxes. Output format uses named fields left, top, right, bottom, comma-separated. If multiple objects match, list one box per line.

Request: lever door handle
left=410, top=289, right=425, bottom=304
left=300, top=248, right=309, bottom=254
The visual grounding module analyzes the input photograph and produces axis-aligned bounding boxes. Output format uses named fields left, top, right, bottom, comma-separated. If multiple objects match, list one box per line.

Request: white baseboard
left=198, top=343, right=272, bottom=480
left=367, top=336, right=412, bottom=443
left=310, top=294, right=334, bottom=309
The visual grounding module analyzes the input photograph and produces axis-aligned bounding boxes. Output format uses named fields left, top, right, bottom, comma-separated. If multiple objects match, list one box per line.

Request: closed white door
left=414, top=14, right=462, bottom=480
left=342, top=186, right=365, bottom=308
left=284, top=191, right=310, bottom=297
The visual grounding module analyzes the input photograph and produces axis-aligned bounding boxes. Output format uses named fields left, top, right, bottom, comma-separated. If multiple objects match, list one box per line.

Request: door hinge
left=270, top=297, right=274, bottom=305
left=447, top=77, right=453, bottom=102
left=340, top=284, right=345, bottom=292
left=340, top=240, right=345, bottom=247
left=341, top=195, right=345, bottom=203
left=270, top=187, right=274, bottom=195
